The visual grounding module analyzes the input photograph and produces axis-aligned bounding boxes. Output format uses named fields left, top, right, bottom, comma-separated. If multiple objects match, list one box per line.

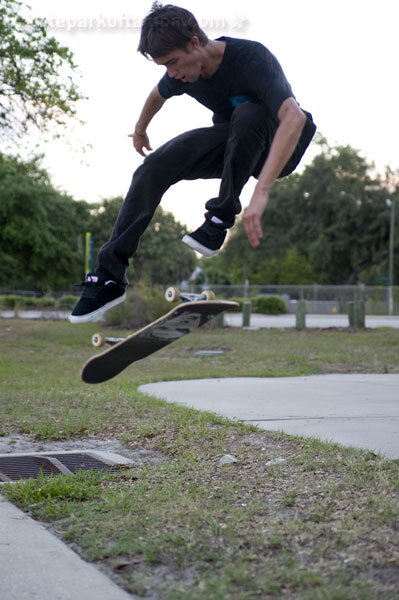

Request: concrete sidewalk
left=224, top=312, right=399, bottom=329
left=140, top=374, right=399, bottom=459
left=0, top=497, right=135, bottom=600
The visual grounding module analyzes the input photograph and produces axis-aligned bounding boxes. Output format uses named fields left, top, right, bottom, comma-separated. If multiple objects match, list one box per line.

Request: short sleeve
left=248, top=43, right=295, bottom=118
left=157, top=73, right=185, bottom=99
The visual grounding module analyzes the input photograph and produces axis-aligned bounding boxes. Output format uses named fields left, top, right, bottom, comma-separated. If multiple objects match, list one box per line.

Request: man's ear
left=187, top=36, right=200, bottom=51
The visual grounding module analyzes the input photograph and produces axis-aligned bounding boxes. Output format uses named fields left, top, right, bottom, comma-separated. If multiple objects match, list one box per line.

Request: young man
left=70, top=2, right=316, bottom=323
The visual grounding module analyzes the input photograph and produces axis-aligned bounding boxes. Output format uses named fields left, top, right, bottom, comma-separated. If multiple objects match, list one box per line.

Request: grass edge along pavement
left=1, top=320, right=399, bottom=599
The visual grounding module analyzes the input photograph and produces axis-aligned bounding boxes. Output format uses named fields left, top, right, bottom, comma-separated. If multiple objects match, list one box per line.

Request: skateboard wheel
left=202, top=290, right=215, bottom=301
left=92, top=333, right=106, bottom=348
left=165, top=286, right=180, bottom=302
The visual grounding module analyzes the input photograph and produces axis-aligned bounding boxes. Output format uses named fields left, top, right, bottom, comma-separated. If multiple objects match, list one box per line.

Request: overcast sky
left=21, top=0, right=399, bottom=228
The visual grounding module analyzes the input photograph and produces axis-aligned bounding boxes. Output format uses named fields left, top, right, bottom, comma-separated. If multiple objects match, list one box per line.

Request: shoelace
left=202, top=221, right=226, bottom=239
left=74, top=279, right=98, bottom=289
left=73, top=277, right=103, bottom=298
left=74, top=273, right=104, bottom=287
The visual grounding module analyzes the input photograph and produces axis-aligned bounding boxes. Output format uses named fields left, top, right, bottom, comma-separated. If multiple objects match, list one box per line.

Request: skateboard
left=81, top=287, right=238, bottom=384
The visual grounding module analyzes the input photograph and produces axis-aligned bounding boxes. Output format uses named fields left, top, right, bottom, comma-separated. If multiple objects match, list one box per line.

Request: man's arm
left=243, top=97, right=307, bottom=247
left=128, top=86, right=167, bottom=156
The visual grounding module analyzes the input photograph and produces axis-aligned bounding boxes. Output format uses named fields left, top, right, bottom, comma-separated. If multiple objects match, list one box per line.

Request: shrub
left=252, top=295, right=287, bottom=315
left=35, top=296, right=57, bottom=308
left=0, top=295, right=20, bottom=309
left=14, top=296, right=37, bottom=307
left=21, top=296, right=57, bottom=308
left=228, top=297, right=248, bottom=312
left=57, top=295, right=79, bottom=309
left=104, top=283, right=172, bottom=328
left=224, top=296, right=286, bottom=315
left=0, top=295, right=60, bottom=309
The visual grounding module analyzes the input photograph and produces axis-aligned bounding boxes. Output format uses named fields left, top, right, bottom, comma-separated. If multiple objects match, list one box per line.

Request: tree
left=0, top=0, right=83, bottom=142
left=88, top=198, right=196, bottom=284
left=291, top=144, right=395, bottom=283
left=207, top=140, right=398, bottom=285
left=87, top=197, right=124, bottom=261
left=278, top=248, right=314, bottom=285
left=0, top=153, right=90, bottom=289
left=135, top=207, right=196, bottom=284
left=0, top=152, right=197, bottom=290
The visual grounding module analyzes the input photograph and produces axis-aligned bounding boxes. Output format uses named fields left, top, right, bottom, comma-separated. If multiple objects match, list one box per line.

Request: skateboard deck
left=81, top=300, right=237, bottom=384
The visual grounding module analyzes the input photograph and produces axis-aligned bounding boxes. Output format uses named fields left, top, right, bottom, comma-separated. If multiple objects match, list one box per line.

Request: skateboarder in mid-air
left=70, top=2, right=316, bottom=324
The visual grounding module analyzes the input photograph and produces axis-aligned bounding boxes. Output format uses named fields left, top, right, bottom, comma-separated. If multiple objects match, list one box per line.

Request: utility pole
left=386, top=199, right=395, bottom=315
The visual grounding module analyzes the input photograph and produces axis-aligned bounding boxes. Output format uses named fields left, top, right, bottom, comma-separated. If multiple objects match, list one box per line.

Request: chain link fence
left=185, top=284, right=399, bottom=316
left=1, top=285, right=399, bottom=316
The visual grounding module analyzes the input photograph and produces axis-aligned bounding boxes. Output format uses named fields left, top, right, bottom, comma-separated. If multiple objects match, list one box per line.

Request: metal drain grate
left=0, top=451, right=132, bottom=483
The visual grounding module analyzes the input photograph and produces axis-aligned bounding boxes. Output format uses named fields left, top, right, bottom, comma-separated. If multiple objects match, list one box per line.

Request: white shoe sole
left=182, top=234, right=220, bottom=257
left=68, top=292, right=127, bottom=324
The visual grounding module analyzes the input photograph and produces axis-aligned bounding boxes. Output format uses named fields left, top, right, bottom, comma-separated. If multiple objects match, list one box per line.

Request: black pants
left=98, top=103, right=316, bottom=284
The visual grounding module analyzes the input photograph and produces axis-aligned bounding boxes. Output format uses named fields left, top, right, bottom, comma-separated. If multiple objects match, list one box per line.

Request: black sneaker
left=69, top=272, right=126, bottom=323
left=182, top=220, right=227, bottom=256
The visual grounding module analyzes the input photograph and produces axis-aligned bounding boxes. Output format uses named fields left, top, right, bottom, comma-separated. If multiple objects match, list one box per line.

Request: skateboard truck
left=165, top=286, right=215, bottom=303
left=91, top=333, right=124, bottom=348
left=91, top=287, right=216, bottom=348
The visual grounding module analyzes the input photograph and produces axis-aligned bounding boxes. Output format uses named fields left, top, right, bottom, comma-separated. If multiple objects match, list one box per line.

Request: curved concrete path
left=140, top=375, right=399, bottom=459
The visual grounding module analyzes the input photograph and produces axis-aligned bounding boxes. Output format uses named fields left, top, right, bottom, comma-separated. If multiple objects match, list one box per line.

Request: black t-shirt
left=157, top=36, right=311, bottom=127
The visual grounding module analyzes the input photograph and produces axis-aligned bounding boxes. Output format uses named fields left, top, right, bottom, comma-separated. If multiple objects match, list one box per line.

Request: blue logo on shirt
left=228, top=95, right=253, bottom=107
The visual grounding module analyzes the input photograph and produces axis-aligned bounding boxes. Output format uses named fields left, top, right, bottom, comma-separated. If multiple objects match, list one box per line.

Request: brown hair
left=138, top=2, right=209, bottom=59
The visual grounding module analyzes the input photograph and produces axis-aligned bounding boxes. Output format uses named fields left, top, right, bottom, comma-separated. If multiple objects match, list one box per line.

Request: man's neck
left=200, top=40, right=226, bottom=79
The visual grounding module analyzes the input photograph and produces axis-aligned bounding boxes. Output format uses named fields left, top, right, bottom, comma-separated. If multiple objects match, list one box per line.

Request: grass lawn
left=1, top=319, right=398, bottom=599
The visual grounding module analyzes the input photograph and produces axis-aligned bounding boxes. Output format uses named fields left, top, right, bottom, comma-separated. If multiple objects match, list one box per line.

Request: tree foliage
left=204, top=141, right=399, bottom=285
left=0, top=153, right=89, bottom=289
left=136, top=208, right=196, bottom=283
left=0, top=0, right=83, bottom=142
left=0, top=154, right=196, bottom=290
left=88, top=197, right=196, bottom=285
left=1, top=141, right=398, bottom=291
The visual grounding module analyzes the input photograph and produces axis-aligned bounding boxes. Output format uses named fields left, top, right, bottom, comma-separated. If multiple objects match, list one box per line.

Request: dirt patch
left=0, top=434, right=164, bottom=466
left=109, top=560, right=198, bottom=600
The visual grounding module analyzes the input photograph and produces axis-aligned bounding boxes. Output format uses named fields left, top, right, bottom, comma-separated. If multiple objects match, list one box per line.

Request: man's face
left=154, top=39, right=203, bottom=83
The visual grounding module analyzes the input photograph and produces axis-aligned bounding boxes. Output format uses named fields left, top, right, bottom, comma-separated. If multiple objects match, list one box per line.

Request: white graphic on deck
left=148, top=312, right=203, bottom=341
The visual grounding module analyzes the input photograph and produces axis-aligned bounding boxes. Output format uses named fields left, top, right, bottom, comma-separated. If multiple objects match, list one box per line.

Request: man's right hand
left=128, top=131, right=153, bottom=157
left=243, top=188, right=269, bottom=248
left=129, top=87, right=165, bottom=156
